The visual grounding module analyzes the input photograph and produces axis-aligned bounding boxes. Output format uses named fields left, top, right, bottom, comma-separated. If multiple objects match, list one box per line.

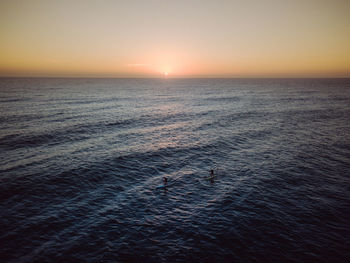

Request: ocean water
left=0, top=78, right=350, bottom=263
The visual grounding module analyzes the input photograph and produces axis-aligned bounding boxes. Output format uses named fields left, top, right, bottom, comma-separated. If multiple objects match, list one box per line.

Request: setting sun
left=0, top=0, right=349, bottom=78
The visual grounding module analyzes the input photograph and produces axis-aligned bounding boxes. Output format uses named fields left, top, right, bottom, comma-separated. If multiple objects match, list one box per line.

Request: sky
left=1, top=0, right=350, bottom=77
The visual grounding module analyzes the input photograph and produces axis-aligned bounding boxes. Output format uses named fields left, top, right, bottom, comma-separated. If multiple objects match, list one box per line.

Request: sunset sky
left=1, top=0, right=349, bottom=77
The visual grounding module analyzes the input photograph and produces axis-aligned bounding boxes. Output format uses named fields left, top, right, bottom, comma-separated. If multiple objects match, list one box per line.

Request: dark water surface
left=1, top=78, right=350, bottom=262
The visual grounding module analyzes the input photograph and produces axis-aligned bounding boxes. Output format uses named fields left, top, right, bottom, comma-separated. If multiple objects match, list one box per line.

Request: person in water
left=163, top=177, right=168, bottom=186
left=210, top=169, right=214, bottom=179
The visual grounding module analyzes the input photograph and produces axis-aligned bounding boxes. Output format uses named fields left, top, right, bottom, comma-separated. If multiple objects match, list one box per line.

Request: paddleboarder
left=210, top=169, right=214, bottom=179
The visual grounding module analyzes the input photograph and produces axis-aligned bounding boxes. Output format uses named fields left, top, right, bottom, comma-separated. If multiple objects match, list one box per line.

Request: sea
left=1, top=78, right=350, bottom=263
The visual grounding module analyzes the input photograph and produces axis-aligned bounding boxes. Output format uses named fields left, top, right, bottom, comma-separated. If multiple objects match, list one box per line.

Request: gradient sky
left=1, top=0, right=350, bottom=77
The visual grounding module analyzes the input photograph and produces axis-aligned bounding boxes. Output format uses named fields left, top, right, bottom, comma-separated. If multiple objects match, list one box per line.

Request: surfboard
left=156, top=184, right=172, bottom=190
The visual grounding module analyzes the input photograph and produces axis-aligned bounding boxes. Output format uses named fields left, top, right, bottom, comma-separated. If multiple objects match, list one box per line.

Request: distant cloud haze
left=126, top=64, right=150, bottom=67
left=0, top=0, right=349, bottom=77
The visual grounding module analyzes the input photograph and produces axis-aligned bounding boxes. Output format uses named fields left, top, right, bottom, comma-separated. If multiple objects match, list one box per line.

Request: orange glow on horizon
left=0, top=0, right=349, bottom=77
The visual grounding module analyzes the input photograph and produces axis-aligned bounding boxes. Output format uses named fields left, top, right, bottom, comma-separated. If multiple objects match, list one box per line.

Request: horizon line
left=1, top=76, right=350, bottom=79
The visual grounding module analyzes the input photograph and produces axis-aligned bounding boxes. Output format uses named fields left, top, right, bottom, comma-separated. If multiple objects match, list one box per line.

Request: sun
left=163, top=72, right=169, bottom=76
